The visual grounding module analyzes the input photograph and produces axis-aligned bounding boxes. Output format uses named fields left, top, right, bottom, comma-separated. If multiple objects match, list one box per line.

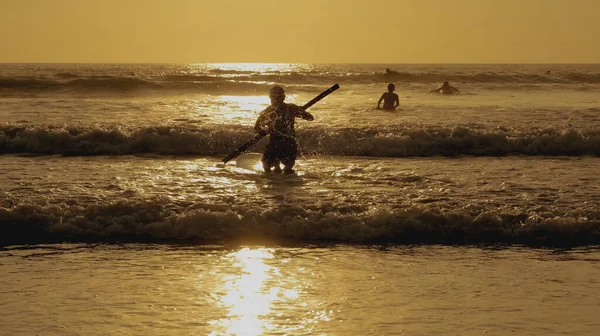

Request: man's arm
left=293, top=105, right=314, bottom=121
left=394, top=94, right=400, bottom=108
left=377, top=93, right=385, bottom=108
left=254, top=108, right=272, bottom=133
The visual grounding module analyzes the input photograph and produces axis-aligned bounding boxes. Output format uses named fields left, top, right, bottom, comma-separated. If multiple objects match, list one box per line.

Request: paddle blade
left=222, top=133, right=265, bottom=164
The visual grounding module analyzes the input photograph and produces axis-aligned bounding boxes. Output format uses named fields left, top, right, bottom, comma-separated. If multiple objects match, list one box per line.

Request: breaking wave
left=1, top=68, right=600, bottom=96
left=1, top=123, right=599, bottom=157
left=1, top=197, right=598, bottom=247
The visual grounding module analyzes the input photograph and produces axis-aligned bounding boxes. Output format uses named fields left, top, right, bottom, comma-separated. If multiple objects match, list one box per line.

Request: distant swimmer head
left=269, top=85, right=285, bottom=97
left=443, top=81, right=450, bottom=86
left=387, top=83, right=395, bottom=91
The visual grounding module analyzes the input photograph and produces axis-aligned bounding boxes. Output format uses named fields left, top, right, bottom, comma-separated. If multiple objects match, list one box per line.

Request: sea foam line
left=0, top=198, right=598, bottom=247
left=1, top=124, right=599, bottom=157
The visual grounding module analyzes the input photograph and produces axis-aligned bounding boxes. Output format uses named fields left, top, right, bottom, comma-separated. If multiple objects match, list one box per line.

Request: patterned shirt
left=254, top=103, right=312, bottom=141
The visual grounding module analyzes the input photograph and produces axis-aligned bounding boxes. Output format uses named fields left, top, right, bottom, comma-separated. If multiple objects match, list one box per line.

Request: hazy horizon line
left=1, top=62, right=599, bottom=65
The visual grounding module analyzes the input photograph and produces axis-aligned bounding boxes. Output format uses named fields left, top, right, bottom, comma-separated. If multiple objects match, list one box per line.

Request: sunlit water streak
left=0, top=245, right=598, bottom=335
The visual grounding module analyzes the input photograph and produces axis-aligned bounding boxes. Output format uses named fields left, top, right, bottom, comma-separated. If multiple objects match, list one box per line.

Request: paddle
left=222, top=83, right=339, bottom=164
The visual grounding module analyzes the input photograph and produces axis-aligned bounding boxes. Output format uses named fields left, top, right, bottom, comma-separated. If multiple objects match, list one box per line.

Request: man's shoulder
left=283, top=102, right=304, bottom=111
left=258, top=105, right=275, bottom=118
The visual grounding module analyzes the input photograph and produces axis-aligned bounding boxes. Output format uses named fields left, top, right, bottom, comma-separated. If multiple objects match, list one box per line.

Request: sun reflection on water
left=206, top=63, right=305, bottom=73
left=215, top=95, right=269, bottom=122
left=192, top=63, right=306, bottom=125
left=209, top=248, right=296, bottom=336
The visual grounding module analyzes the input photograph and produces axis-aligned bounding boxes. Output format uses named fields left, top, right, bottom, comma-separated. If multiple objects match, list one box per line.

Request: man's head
left=443, top=81, right=450, bottom=86
left=269, top=85, right=285, bottom=105
left=387, top=83, right=395, bottom=92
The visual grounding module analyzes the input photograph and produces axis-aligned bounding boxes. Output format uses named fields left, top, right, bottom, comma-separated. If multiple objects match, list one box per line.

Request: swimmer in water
left=377, top=83, right=400, bottom=110
left=429, top=81, right=460, bottom=95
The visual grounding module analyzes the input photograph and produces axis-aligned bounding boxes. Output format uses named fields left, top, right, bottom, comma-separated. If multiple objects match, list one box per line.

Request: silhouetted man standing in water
left=254, top=85, right=314, bottom=174
left=377, top=83, right=400, bottom=110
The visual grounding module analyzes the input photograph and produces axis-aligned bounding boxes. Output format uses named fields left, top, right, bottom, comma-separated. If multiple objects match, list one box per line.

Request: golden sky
left=1, top=0, right=599, bottom=63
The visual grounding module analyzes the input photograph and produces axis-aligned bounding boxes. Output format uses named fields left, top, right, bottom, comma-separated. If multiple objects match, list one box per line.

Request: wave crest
left=1, top=198, right=598, bottom=247
left=2, top=69, right=600, bottom=96
left=1, top=124, right=599, bottom=157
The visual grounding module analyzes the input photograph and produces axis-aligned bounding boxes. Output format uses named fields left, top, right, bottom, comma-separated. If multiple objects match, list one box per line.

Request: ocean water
left=1, top=245, right=599, bottom=336
left=1, top=63, right=599, bottom=335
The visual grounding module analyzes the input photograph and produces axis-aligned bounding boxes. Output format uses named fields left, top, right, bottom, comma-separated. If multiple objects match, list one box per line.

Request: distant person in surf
left=385, top=68, right=400, bottom=76
left=429, top=81, right=459, bottom=95
left=377, top=83, right=400, bottom=110
left=254, top=85, right=314, bottom=174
